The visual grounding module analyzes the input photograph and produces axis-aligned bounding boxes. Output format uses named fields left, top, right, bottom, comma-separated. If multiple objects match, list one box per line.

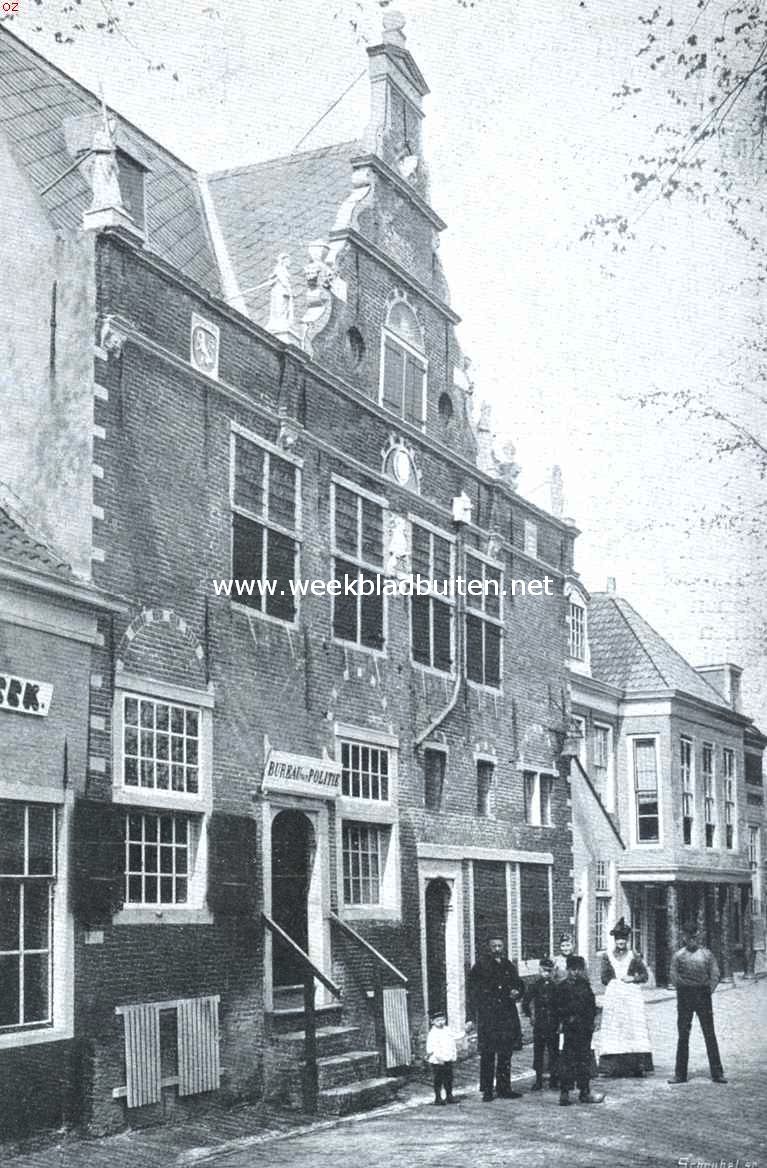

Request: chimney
left=695, top=663, right=743, bottom=713
left=364, top=10, right=430, bottom=177
left=606, top=577, right=617, bottom=594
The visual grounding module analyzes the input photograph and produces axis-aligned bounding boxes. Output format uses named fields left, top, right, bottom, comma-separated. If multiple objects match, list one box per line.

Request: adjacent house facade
left=568, top=584, right=765, bottom=984
left=0, top=20, right=577, bottom=1139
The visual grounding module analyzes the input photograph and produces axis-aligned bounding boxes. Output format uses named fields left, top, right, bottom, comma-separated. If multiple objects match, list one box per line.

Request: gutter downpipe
left=414, top=524, right=465, bottom=749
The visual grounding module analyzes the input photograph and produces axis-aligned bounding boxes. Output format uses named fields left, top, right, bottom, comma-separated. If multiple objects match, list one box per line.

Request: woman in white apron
left=596, top=917, right=653, bottom=1077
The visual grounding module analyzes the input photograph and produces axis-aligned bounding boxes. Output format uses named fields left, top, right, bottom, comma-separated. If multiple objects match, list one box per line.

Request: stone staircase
left=269, top=986, right=402, bottom=1116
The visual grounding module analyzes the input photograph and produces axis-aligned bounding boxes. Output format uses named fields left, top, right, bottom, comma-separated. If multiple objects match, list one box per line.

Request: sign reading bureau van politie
left=262, top=750, right=342, bottom=799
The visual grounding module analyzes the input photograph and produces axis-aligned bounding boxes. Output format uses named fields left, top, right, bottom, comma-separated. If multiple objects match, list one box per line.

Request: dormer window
left=569, top=601, right=586, bottom=661
left=380, top=300, right=426, bottom=427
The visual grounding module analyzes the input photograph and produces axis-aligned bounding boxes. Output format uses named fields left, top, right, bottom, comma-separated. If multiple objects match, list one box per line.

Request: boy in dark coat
left=468, top=937, right=525, bottom=1101
left=522, top=956, right=560, bottom=1090
left=555, top=954, right=604, bottom=1105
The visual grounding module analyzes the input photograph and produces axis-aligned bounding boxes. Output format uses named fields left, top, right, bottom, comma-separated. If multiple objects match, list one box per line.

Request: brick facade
left=1, top=22, right=576, bottom=1138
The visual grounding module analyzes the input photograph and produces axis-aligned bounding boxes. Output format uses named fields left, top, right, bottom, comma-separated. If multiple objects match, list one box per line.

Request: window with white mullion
left=341, top=741, right=390, bottom=802
left=681, top=736, right=694, bottom=844
left=231, top=432, right=299, bottom=622
left=702, top=744, right=716, bottom=847
left=633, top=738, right=660, bottom=842
left=411, top=523, right=454, bottom=673
left=0, top=802, right=56, bottom=1031
left=123, top=694, right=200, bottom=796
left=723, top=748, right=735, bottom=849
left=125, top=812, right=190, bottom=907
left=465, top=552, right=503, bottom=689
left=332, top=483, right=385, bottom=650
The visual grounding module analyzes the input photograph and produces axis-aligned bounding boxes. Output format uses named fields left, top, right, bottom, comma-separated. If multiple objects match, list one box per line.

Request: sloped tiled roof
left=0, top=506, right=73, bottom=581
left=206, top=140, right=360, bottom=324
left=588, top=593, right=730, bottom=709
left=0, top=29, right=221, bottom=295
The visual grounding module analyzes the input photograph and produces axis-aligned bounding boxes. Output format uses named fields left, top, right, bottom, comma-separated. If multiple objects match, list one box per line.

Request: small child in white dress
left=426, top=1013, right=458, bottom=1105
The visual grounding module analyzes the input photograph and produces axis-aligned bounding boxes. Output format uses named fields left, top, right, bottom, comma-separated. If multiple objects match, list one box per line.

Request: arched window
left=380, top=300, right=427, bottom=426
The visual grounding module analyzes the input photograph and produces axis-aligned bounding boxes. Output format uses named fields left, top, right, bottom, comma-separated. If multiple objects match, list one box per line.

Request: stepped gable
left=588, top=592, right=730, bottom=708
left=206, top=140, right=362, bottom=322
left=0, top=28, right=221, bottom=295
left=0, top=504, right=73, bottom=580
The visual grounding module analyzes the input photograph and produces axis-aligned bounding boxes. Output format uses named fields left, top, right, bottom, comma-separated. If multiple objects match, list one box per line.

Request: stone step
left=317, top=1074, right=402, bottom=1117
left=315, top=1049, right=381, bottom=1090
left=267, top=1001, right=344, bottom=1035
left=277, top=1024, right=362, bottom=1057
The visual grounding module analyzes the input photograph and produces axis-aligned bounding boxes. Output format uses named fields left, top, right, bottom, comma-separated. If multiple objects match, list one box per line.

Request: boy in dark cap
left=555, top=954, right=604, bottom=1105
left=522, top=957, right=560, bottom=1091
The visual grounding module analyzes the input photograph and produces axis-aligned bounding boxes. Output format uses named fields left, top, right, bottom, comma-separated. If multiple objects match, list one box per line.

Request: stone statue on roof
left=89, top=113, right=124, bottom=213
left=267, top=253, right=295, bottom=334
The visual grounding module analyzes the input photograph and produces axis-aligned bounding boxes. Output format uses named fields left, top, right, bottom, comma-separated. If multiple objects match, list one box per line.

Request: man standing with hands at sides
left=668, top=922, right=727, bottom=1085
left=469, top=937, right=525, bottom=1102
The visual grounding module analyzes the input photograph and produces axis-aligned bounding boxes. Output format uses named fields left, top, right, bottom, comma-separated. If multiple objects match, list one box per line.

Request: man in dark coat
left=468, top=937, right=524, bottom=1101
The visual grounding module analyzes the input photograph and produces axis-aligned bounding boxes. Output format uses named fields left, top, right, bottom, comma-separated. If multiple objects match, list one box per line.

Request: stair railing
left=329, top=911, right=408, bottom=1072
left=262, top=912, right=342, bottom=1113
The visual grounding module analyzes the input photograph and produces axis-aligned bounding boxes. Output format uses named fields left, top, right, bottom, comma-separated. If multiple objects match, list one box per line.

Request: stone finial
left=381, top=7, right=407, bottom=46
left=551, top=465, right=564, bottom=518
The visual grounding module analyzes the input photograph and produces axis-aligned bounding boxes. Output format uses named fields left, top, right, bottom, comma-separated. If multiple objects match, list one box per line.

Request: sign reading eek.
left=0, top=673, right=53, bottom=717
left=262, top=750, right=341, bottom=799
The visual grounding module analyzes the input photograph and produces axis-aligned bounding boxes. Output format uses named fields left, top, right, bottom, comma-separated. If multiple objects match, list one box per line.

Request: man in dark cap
left=667, top=922, right=726, bottom=1084
left=468, top=936, right=524, bottom=1101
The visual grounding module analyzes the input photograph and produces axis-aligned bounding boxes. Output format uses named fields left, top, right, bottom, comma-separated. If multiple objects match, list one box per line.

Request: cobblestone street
left=6, top=980, right=765, bottom=1168
left=201, top=980, right=766, bottom=1168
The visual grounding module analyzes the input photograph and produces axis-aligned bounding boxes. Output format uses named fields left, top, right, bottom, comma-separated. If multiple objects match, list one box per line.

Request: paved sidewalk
left=3, top=976, right=762, bottom=1168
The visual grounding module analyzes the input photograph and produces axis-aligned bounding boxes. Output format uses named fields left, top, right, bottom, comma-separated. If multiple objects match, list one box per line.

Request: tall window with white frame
left=680, top=736, right=694, bottom=845
left=592, top=724, right=611, bottom=804
left=633, top=738, right=660, bottom=842
left=332, top=483, right=385, bottom=651
left=118, top=691, right=207, bottom=912
left=465, top=552, right=502, bottom=689
left=594, top=860, right=610, bottom=952
left=723, top=748, right=735, bottom=850
left=411, top=523, right=453, bottom=673
left=524, top=772, right=554, bottom=827
left=748, top=825, right=761, bottom=914
left=568, top=601, right=586, bottom=661
left=339, top=740, right=392, bottom=911
left=231, top=432, right=299, bottom=623
left=380, top=301, right=426, bottom=427
left=0, top=802, right=56, bottom=1031
left=702, top=744, right=716, bottom=848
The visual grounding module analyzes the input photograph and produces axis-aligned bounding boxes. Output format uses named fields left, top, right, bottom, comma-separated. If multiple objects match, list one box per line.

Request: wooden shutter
left=71, top=799, right=125, bottom=925
left=382, top=338, right=404, bottom=412
left=207, top=812, right=257, bottom=916
left=383, top=986, right=411, bottom=1068
left=519, top=863, right=551, bottom=961
left=177, top=995, right=221, bottom=1096
left=121, top=1003, right=161, bottom=1109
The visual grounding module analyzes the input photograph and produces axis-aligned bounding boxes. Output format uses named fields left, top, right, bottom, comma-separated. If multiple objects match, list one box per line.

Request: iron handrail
left=262, top=913, right=342, bottom=998
left=329, top=911, right=408, bottom=985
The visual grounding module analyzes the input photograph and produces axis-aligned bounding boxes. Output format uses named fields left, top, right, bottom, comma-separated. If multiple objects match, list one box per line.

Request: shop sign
left=262, top=750, right=341, bottom=799
left=0, top=673, right=53, bottom=717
